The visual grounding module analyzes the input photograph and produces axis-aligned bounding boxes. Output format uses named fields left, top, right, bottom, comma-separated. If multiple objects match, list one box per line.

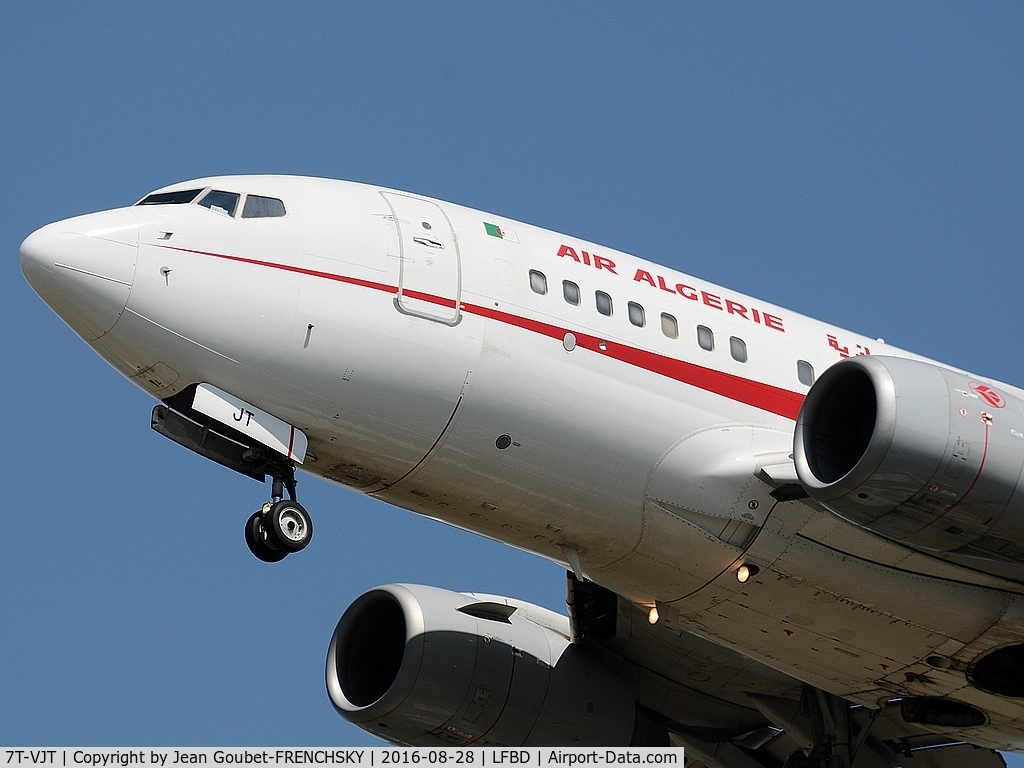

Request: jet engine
left=794, top=355, right=1024, bottom=566
left=325, top=583, right=661, bottom=746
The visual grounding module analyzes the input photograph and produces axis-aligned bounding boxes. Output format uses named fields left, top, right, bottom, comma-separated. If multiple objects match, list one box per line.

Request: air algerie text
left=557, top=244, right=785, bottom=332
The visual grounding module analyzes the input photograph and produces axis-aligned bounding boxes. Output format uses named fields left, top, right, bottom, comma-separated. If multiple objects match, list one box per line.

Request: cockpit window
left=198, top=190, right=240, bottom=217
left=242, top=194, right=286, bottom=218
left=137, top=189, right=203, bottom=206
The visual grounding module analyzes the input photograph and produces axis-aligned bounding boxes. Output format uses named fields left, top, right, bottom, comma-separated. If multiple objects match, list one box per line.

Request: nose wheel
left=245, top=508, right=289, bottom=563
left=244, top=465, right=313, bottom=562
left=265, top=499, right=313, bottom=550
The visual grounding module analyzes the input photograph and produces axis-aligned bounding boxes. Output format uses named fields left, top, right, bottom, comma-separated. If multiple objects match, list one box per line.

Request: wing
left=567, top=574, right=1006, bottom=768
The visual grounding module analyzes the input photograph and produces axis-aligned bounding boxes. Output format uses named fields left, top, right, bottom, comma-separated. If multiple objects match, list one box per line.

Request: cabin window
left=661, top=313, right=679, bottom=339
left=797, top=360, right=815, bottom=386
left=697, top=325, right=714, bottom=351
left=198, top=190, right=240, bottom=217
left=529, top=270, right=548, bottom=295
left=730, top=336, right=748, bottom=363
left=136, top=189, right=203, bottom=205
left=628, top=301, right=645, bottom=327
left=242, top=194, right=287, bottom=218
left=563, top=280, right=580, bottom=306
left=595, top=291, right=613, bottom=316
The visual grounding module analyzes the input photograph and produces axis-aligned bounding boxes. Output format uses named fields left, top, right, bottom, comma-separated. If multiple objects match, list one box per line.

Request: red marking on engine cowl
left=971, top=383, right=1005, bottom=409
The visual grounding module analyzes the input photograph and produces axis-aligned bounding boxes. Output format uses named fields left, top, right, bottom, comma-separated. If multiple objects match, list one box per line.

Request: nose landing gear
left=244, top=465, right=313, bottom=563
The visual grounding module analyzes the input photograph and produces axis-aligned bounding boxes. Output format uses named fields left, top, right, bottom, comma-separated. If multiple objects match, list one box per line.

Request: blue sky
left=2, top=1, right=1023, bottom=759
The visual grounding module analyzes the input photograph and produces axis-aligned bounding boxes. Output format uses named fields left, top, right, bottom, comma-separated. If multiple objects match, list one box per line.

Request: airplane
left=18, top=174, right=1024, bottom=767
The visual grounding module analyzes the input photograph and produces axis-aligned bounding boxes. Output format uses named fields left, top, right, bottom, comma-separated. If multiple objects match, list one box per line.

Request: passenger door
left=381, top=192, right=461, bottom=325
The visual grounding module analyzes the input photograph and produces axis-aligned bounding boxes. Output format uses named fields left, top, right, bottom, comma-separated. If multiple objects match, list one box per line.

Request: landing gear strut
left=244, top=463, right=313, bottom=563
left=781, top=687, right=883, bottom=768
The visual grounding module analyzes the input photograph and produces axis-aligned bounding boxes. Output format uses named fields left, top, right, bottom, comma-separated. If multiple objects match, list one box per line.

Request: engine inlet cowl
left=794, top=356, right=1024, bottom=564
left=325, top=583, right=651, bottom=746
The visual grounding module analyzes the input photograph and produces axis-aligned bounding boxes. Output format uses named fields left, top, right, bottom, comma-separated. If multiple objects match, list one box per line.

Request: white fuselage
left=20, top=175, right=1024, bottom=750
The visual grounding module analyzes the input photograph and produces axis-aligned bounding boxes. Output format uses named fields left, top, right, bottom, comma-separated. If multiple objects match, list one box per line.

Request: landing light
left=647, top=606, right=660, bottom=624
left=737, top=564, right=760, bottom=583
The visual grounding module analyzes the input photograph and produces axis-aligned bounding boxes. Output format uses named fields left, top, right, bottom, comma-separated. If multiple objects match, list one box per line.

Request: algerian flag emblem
left=484, top=222, right=518, bottom=243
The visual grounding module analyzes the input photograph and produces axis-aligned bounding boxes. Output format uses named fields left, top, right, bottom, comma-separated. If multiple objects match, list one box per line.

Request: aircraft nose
left=20, top=208, right=140, bottom=341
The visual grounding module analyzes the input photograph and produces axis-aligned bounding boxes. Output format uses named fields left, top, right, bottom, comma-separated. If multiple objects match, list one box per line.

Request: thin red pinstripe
left=159, top=245, right=805, bottom=420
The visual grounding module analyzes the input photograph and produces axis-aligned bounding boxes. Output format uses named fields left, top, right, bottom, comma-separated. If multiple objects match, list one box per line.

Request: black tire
left=265, top=500, right=313, bottom=552
left=245, top=510, right=288, bottom=563
left=782, top=754, right=818, bottom=768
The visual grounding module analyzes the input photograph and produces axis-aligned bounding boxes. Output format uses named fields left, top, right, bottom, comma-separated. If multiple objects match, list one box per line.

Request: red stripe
left=909, top=420, right=990, bottom=536
left=464, top=647, right=518, bottom=746
left=160, top=245, right=399, bottom=295
left=665, top=499, right=779, bottom=604
left=464, top=301, right=804, bottom=419
left=377, top=395, right=465, bottom=492
left=160, top=245, right=804, bottom=420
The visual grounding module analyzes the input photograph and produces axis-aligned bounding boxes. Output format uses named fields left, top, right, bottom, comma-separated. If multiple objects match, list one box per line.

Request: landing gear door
left=381, top=192, right=462, bottom=325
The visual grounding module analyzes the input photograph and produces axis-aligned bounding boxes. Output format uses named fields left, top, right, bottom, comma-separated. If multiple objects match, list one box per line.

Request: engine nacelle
left=326, top=583, right=658, bottom=746
left=794, top=355, right=1024, bottom=564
